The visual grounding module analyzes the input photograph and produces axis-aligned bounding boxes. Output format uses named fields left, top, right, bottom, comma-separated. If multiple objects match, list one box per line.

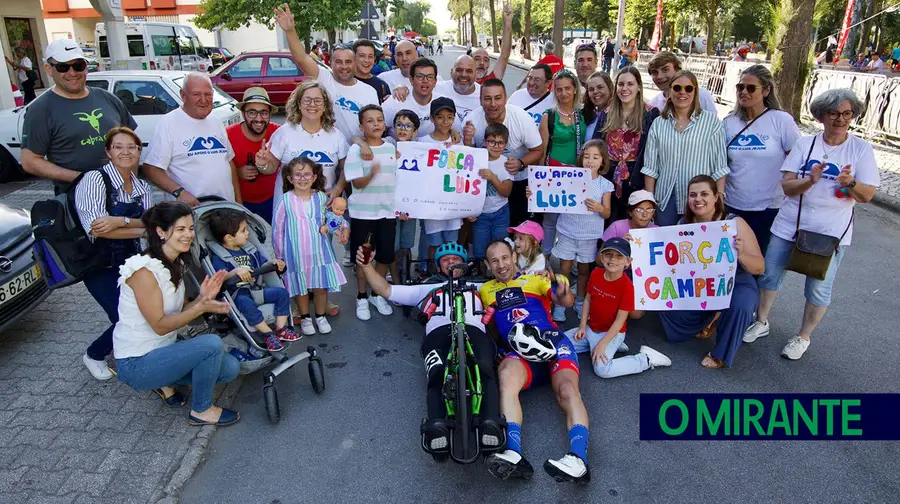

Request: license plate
left=0, top=264, right=42, bottom=307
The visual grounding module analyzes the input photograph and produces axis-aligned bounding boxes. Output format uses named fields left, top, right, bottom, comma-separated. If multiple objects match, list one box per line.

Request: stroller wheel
left=432, top=453, right=450, bottom=463
left=308, top=357, right=326, bottom=395
left=263, top=384, right=280, bottom=423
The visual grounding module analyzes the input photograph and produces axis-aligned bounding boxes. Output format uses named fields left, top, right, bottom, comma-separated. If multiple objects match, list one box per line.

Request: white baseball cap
left=44, top=39, right=86, bottom=63
left=628, top=189, right=657, bottom=207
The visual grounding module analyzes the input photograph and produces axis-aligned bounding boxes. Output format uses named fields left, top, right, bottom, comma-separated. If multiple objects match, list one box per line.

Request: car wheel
left=0, top=146, right=27, bottom=184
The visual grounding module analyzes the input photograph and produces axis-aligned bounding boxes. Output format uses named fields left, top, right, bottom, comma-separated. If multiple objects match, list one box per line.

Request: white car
left=0, top=70, right=241, bottom=180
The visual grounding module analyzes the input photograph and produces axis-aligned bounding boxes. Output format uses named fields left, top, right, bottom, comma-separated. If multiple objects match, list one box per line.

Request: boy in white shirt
left=473, top=123, right=513, bottom=262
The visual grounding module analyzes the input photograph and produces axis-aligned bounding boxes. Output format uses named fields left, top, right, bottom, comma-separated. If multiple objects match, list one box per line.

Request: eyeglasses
left=413, top=73, right=437, bottom=82
left=53, top=60, right=87, bottom=73
left=301, top=97, right=325, bottom=106
left=633, top=208, right=656, bottom=216
left=672, top=84, right=695, bottom=93
left=110, top=144, right=140, bottom=153
left=485, top=139, right=507, bottom=147
left=394, top=123, right=416, bottom=131
left=735, top=83, right=761, bottom=93
left=244, top=109, right=271, bottom=119
left=826, top=110, right=854, bottom=120
left=526, top=76, right=547, bottom=83
left=292, top=172, right=315, bottom=180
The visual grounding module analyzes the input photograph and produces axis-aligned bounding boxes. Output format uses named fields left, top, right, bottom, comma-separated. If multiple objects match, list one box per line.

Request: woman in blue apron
left=658, top=175, right=765, bottom=368
left=75, top=127, right=154, bottom=382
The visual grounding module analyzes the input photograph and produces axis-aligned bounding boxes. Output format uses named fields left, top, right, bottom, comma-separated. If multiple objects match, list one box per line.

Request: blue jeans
left=83, top=266, right=120, bottom=361
left=116, top=334, right=240, bottom=412
left=232, top=287, right=290, bottom=326
left=395, top=218, right=418, bottom=251
left=655, top=189, right=683, bottom=227
left=472, top=204, right=510, bottom=260
left=426, top=229, right=460, bottom=247
left=243, top=198, right=274, bottom=224
left=758, top=234, right=846, bottom=307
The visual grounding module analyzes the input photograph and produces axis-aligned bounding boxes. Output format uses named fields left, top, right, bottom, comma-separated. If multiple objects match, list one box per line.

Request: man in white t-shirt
left=646, top=51, right=717, bottom=113
left=434, top=55, right=482, bottom=130
left=382, top=58, right=441, bottom=138
left=462, top=79, right=543, bottom=227
left=275, top=5, right=378, bottom=140
left=143, top=72, right=241, bottom=204
left=507, top=63, right=557, bottom=128
left=861, top=53, right=884, bottom=72
left=380, top=40, right=419, bottom=91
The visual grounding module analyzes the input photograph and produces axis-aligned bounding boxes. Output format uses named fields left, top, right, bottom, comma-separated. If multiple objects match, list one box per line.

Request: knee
left=220, top=354, right=240, bottom=383
left=555, top=379, right=582, bottom=405
left=196, top=333, right=225, bottom=354
left=498, top=362, right=525, bottom=393
left=592, top=362, right=613, bottom=379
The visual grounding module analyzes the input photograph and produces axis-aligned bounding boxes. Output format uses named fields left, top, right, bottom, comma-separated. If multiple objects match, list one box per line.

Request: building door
left=4, top=18, right=44, bottom=89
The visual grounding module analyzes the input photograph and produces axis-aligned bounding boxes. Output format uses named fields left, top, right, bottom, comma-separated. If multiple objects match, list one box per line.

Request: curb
left=150, top=375, right=246, bottom=504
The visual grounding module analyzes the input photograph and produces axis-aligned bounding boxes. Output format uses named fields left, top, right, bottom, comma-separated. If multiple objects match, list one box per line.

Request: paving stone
left=24, top=493, right=77, bottom=504
left=59, top=470, right=115, bottom=498
left=0, top=446, right=26, bottom=470
left=17, top=468, right=68, bottom=495
left=54, top=449, right=111, bottom=473
left=98, top=450, right=171, bottom=476
left=11, top=427, right=60, bottom=449
left=0, top=467, right=28, bottom=492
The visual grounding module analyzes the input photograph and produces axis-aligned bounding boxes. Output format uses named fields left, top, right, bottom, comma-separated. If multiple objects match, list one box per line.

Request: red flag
left=649, top=0, right=664, bottom=52
left=835, top=0, right=856, bottom=58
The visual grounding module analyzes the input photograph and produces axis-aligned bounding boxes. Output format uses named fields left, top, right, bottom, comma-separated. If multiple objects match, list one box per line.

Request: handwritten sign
left=630, top=222, right=739, bottom=311
left=527, top=165, right=592, bottom=215
left=394, top=142, right=488, bottom=220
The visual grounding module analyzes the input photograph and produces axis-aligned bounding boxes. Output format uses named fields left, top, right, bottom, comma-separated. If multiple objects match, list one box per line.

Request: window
left=266, top=57, right=302, bottom=77
left=191, top=37, right=207, bottom=58
left=126, top=35, right=145, bottom=57
left=99, top=36, right=109, bottom=58
left=228, top=57, right=263, bottom=78
left=178, top=35, right=195, bottom=56
left=151, top=34, right=177, bottom=56
left=113, top=80, right=178, bottom=115
left=86, top=80, right=110, bottom=91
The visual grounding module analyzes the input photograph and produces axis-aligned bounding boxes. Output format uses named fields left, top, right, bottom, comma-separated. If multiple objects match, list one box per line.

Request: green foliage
left=194, top=0, right=365, bottom=43
left=420, top=19, right=438, bottom=36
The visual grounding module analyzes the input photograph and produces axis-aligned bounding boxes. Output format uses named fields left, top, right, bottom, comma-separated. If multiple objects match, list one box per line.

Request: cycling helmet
left=507, top=323, right=557, bottom=362
left=434, top=241, right=468, bottom=268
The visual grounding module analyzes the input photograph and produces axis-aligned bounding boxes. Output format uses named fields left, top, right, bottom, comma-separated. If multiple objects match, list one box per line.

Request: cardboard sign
left=393, top=142, right=488, bottom=220
left=630, top=222, right=739, bottom=311
left=527, top=165, right=592, bottom=215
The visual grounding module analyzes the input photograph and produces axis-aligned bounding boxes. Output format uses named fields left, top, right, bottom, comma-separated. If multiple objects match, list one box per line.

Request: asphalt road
left=181, top=47, right=900, bottom=504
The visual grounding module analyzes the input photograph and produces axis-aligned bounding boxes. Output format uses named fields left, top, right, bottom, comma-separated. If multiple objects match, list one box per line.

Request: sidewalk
left=489, top=49, right=900, bottom=212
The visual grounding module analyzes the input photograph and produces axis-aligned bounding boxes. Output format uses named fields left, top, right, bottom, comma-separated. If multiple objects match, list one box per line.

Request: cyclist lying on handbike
left=356, top=242, right=505, bottom=460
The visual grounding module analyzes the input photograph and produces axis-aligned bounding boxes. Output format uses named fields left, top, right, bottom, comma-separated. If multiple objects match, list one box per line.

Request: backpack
left=30, top=169, right=115, bottom=290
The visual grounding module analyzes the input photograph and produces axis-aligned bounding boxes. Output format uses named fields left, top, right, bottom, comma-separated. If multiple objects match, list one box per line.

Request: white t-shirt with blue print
left=507, top=88, right=557, bottom=129
left=316, top=70, right=380, bottom=140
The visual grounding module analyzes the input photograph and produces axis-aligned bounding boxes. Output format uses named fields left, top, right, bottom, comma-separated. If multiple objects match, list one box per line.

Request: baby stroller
left=187, top=199, right=325, bottom=424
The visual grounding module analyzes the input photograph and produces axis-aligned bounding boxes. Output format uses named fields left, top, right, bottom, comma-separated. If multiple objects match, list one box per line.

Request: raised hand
left=808, top=163, right=824, bottom=184
left=835, top=164, right=854, bottom=186
left=199, top=270, right=228, bottom=300
left=273, top=3, right=295, bottom=33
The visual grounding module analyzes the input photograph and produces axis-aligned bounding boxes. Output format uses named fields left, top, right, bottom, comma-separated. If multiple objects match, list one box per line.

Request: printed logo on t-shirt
left=802, top=159, right=842, bottom=180
left=284, top=149, right=336, bottom=166
left=336, top=96, right=361, bottom=113
left=73, top=108, right=106, bottom=146
left=527, top=112, right=542, bottom=126
left=506, top=307, right=530, bottom=324
left=232, top=254, right=255, bottom=268
left=730, top=134, right=767, bottom=151
left=486, top=182, right=499, bottom=197
left=496, top=287, right=526, bottom=310
left=187, top=136, right=228, bottom=157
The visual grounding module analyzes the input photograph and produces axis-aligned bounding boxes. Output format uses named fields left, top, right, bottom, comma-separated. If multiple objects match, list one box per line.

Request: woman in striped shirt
left=641, top=70, right=729, bottom=226
left=74, top=126, right=154, bottom=382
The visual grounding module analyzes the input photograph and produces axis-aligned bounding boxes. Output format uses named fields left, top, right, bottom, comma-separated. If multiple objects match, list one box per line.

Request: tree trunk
left=706, top=12, right=715, bottom=56
left=469, top=0, right=478, bottom=47
left=857, top=0, right=876, bottom=54
left=844, top=0, right=865, bottom=59
left=458, top=17, right=463, bottom=45
left=552, top=0, right=564, bottom=57
left=328, top=29, right=336, bottom=47
left=523, top=0, right=533, bottom=60
left=772, top=0, right=818, bottom=121
left=489, top=0, right=499, bottom=50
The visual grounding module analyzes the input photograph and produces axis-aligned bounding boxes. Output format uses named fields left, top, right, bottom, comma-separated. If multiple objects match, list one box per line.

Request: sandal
left=700, top=354, right=724, bottom=369
left=154, top=388, right=187, bottom=408
left=695, top=317, right=719, bottom=340
left=188, top=408, right=241, bottom=426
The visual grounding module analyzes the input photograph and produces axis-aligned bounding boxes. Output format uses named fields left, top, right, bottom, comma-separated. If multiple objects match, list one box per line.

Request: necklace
left=821, top=133, right=846, bottom=159
left=557, top=107, right=575, bottom=121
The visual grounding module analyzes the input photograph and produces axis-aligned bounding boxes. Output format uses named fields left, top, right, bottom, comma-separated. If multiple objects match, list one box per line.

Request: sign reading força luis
left=394, top=141, right=488, bottom=220
left=630, top=222, right=738, bottom=311
left=527, top=165, right=592, bottom=215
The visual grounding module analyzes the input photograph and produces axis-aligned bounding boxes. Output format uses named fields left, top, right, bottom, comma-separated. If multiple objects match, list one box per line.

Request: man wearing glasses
left=381, top=58, right=442, bottom=138
left=20, top=40, right=136, bottom=194
left=508, top=63, right=557, bottom=127
left=226, top=87, right=281, bottom=223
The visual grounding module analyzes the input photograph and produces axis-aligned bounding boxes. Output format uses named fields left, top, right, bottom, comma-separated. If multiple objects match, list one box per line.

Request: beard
left=246, top=120, right=268, bottom=135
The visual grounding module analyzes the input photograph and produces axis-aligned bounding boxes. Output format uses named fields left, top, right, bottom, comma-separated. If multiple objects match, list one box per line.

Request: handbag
left=784, top=137, right=853, bottom=281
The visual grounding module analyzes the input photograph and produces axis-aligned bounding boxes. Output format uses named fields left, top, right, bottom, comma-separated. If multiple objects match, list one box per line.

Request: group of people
left=16, top=2, right=881, bottom=480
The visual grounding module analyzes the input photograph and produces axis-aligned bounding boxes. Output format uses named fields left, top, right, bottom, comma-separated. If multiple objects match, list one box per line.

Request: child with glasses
left=387, top=110, right=421, bottom=283
left=472, top=123, right=513, bottom=263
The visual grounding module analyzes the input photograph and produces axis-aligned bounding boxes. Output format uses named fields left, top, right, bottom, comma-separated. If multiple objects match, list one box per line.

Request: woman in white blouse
left=114, top=202, right=242, bottom=426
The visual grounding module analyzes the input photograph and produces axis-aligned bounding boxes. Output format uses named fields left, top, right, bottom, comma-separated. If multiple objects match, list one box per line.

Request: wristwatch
left=172, top=187, right=185, bottom=198
left=848, top=179, right=857, bottom=189
left=123, top=216, right=131, bottom=226
left=517, top=159, right=527, bottom=172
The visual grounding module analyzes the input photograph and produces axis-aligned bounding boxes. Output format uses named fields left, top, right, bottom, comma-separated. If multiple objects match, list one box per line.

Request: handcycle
left=411, top=262, right=506, bottom=464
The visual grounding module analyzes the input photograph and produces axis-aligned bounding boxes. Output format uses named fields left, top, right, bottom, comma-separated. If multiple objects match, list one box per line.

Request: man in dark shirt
left=353, top=39, right=391, bottom=104
left=21, top=40, right=136, bottom=194
left=602, top=37, right=616, bottom=74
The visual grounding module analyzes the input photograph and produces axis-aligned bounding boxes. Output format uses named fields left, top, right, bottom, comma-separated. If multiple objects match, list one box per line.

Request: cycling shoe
left=543, top=453, right=591, bottom=484
left=421, top=418, right=452, bottom=453
left=478, top=419, right=505, bottom=450
left=486, top=450, right=534, bottom=480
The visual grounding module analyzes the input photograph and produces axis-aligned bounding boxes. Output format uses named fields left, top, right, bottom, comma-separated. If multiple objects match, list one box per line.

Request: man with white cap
left=20, top=39, right=136, bottom=195
left=226, top=87, right=281, bottom=222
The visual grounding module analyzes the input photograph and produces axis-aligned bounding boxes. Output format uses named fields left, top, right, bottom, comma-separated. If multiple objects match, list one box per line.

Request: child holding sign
left=472, top=124, right=513, bottom=261
left=550, top=139, right=614, bottom=321
left=569, top=238, right=671, bottom=377
left=388, top=110, right=421, bottom=285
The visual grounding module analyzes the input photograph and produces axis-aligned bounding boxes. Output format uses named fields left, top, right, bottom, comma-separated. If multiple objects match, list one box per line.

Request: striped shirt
left=641, top=110, right=729, bottom=213
left=344, top=142, right=397, bottom=219
left=74, top=162, right=153, bottom=239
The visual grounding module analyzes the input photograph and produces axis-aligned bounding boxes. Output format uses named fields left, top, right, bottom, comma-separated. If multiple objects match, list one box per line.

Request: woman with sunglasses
left=743, top=88, right=880, bottom=361
left=641, top=70, right=729, bottom=226
left=723, top=65, right=800, bottom=254
left=591, top=67, right=660, bottom=224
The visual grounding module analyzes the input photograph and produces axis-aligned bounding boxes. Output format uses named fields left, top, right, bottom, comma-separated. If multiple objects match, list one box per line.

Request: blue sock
left=568, top=424, right=589, bottom=462
left=507, top=422, right=522, bottom=454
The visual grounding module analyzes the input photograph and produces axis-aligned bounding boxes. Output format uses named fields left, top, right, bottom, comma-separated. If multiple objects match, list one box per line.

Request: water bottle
left=248, top=345, right=267, bottom=359
left=481, top=304, right=496, bottom=325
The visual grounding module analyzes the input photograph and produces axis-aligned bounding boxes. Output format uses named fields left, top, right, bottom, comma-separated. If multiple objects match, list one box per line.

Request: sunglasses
left=672, top=84, right=695, bottom=93
left=576, top=42, right=597, bottom=52
left=53, top=60, right=87, bottom=73
left=736, top=83, right=761, bottom=93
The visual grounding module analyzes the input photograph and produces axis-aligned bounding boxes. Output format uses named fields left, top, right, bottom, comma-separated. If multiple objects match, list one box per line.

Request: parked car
left=0, top=202, right=50, bottom=335
left=210, top=51, right=326, bottom=106
left=207, top=46, right=235, bottom=70
left=0, top=70, right=241, bottom=174
left=86, top=56, right=101, bottom=73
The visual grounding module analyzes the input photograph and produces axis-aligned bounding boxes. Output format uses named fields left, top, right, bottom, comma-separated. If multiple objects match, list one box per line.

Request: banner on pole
left=649, top=0, right=664, bottom=52
left=630, top=222, right=739, bottom=311
left=527, top=165, right=593, bottom=215
left=835, top=0, right=857, bottom=58
left=393, top=141, right=488, bottom=220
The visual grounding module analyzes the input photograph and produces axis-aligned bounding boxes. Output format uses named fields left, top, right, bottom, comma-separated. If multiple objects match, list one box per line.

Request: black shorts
left=350, top=217, right=396, bottom=265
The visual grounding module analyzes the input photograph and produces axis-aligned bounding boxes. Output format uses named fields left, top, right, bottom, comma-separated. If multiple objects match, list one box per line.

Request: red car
left=210, top=51, right=327, bottom=106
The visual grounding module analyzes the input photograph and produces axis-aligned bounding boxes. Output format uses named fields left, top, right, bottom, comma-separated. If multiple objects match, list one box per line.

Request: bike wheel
left=455, top=325, right=470, bottom=456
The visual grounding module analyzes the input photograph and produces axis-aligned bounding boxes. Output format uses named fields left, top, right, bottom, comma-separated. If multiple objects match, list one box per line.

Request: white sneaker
left=342, top=249, right=353, bottom=267
left=781, top=336, right=810, bottom=360
left=617, top=342, right=630, bottom=353
left=299, top=317, right=316, bottom=335
left=743, top=320, right=770, bottom=343
left=369, top=295, right=394, bottom=316
left=83, top=353, right=113, bottom=381
left=315, top=316, right=332, bottom=334
left=543, top=453, right=590, bottom=483
left=552, top=305, right=567, bottom=322
left=639, top=345, right=672, bottom=368
left=356, top=298, right=371, bottom=321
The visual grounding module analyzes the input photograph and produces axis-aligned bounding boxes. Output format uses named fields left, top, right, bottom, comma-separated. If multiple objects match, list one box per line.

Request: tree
left=489, top=0, right=499, bottom=49
left=469, top=0, right=478, bottom=46
left=523, top=0, right=533, bottom=59
left=553, top=0, right=564, bottom=55
left=771, top=0, right=818, bottom=120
